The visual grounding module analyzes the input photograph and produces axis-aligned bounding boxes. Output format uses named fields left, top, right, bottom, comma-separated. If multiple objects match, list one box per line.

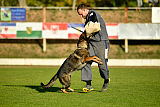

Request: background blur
left=0, top=0, right=159, bottom=7
left=0, top=0, right=160, bottom=59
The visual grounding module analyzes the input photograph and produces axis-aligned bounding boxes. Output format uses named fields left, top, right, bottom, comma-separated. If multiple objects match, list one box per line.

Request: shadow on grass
left=3, top=85, right=99, bottom=93
left=3, top=85, right=61, bottom=93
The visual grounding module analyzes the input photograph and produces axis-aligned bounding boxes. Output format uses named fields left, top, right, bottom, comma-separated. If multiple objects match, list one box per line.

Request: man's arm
left=85, top=11, right=100, bottom=38
left=87, top=11, right=98, bottom=23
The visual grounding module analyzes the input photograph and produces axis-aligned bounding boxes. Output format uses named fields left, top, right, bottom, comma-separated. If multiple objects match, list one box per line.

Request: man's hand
left=85, top=21, right=101, bottom=37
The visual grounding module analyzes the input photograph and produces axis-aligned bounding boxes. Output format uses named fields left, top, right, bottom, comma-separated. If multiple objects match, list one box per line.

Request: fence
left=0, top=7, right=159, bottom=53
left=0, top=7, right=152, bottom=23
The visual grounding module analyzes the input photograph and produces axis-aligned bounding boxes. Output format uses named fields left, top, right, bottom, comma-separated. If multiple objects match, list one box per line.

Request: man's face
left=77, top=9, right=88, bottom=19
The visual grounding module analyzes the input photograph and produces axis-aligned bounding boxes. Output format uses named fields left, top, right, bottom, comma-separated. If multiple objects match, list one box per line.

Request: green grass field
left=0, top=66, right=160, bottom=107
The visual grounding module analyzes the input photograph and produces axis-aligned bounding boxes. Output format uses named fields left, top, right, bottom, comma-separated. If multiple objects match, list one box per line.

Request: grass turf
left=0, top=66, right=160, bottom=107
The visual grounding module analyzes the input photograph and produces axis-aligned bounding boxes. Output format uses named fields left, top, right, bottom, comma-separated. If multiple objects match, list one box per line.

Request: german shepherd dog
left=41, top=33, right=102, bottom=93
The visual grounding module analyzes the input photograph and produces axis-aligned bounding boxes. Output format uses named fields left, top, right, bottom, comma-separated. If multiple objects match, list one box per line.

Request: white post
left=72, top=0, right=76, bottom=10
left=125, top=39, right=128, bottom=53
left=43, top=7, right=46, bottom=22
left=43, top=7, right=46, bottom=53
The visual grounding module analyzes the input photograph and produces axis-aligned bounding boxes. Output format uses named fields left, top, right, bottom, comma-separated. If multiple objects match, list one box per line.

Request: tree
left=1, top=0, right=4, bottom=6
left=18, top=0, right=27, bottom=7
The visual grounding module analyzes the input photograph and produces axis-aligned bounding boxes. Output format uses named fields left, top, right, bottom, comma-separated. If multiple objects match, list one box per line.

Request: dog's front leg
left=92, top=56, right=103, bottom=63
left=85, top=56, right=103, bottom=64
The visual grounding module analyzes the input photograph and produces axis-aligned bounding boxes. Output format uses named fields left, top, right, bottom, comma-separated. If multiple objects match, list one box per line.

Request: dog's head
left=77, top=33, right=88, bottom=49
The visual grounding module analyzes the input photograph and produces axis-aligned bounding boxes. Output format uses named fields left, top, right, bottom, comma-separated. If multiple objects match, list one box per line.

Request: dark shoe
left=101, top=84, right=108, bottom=92
left=82, top=85, right=94, bottom=92
left=101, top=79, right=109, bottom=92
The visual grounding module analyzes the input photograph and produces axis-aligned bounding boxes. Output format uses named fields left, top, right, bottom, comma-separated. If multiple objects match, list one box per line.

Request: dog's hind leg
left=60, top=75, right=74, bottom=93
left=41, top=74, right=58, bottom=89
left=66, top=75, right=74, bottom=92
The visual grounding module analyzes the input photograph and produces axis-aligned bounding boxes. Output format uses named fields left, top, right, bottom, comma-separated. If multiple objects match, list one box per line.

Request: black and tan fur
left=41, top=33, right=102, bottom=93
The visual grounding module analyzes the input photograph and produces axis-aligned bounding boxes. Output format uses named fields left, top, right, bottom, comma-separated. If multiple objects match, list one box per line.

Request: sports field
left=0, top=66, right=159, bottom=107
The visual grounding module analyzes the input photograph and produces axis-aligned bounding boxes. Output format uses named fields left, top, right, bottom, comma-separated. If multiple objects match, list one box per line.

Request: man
left=77, top=4, right=110, bottom=92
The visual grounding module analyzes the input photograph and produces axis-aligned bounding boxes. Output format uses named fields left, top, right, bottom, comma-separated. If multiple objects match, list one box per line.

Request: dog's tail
left=41, top=74, right=58, bottom=89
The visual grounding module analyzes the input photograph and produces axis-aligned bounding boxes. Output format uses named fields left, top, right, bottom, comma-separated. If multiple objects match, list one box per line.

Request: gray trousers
left=81, top=40, right=110, bottom=81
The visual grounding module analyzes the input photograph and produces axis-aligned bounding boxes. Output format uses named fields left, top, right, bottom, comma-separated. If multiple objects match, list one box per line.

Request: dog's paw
left=98, top=61, right=103, bottom=65
left=98, top=58, right=102, bottom=61
left=61, top=89, right=69, bottom=93
left=68, top=88, right=74, bottom=92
